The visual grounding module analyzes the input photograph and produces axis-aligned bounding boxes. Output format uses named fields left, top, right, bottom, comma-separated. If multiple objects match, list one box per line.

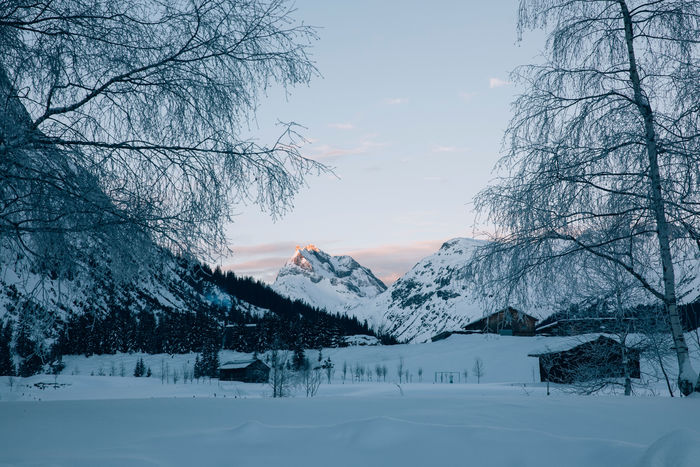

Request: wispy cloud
left=346, top=239, right=447, bottom=285
left=307, top=138, right=389, bottom=160
left=432, top=145, right=458, bottom=153
left=458, top=91, right=477, bottom=102
left=231, top=242, right=300, bottom=257
left=383, top=97, right=408, bottom=105
left=327, top=123, right=355, bottom=130
left=489, top=77, right=512, bottom=89
left=224, top=241, right=306, bottom=283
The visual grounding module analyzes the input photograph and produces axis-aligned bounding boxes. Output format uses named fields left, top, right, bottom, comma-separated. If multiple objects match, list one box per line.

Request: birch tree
left=472, top=0, right=700, bottom=395
left=0, top=0, right=323, bottom=268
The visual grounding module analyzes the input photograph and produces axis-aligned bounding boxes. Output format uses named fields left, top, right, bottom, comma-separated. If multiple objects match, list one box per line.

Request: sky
left=223, top=0, right=544, bottom=284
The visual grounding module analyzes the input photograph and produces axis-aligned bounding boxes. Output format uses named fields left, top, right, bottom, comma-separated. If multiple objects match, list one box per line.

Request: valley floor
left=1, top=334, right=699, bottom=466
left=1, top=382, right=699, bottom=467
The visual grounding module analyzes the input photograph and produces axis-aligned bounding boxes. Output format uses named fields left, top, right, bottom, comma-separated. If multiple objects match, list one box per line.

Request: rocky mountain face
left=350, top=238, right=488, bottom=343
left=272, top=245, right=387, bottom=313
left=353, top=238, right=700, bottom=343
left=0, top=240, right=225, bottom=331
left=269, top=239, right=492, bottom=343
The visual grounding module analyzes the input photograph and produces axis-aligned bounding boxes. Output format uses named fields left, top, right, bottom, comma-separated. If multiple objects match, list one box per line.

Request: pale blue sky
left=225, top=0, right=543, bottom=283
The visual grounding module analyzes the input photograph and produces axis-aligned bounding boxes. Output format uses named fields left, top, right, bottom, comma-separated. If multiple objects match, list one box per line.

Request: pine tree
left=193, top=354, right=203, bottom=379
left=194, top=342, right=220, bottom=379
left=293, top=346, right=306, bottom=371
left=204, top=342, right=220, bottom=378
left=133, top=357, right=146, bottom=377
left=0, top=321, right=15, bottom=376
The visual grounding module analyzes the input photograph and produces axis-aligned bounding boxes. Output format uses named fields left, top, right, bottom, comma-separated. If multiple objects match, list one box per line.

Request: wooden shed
left=528, top=336, right=641, bottom=384
left=218, top=358, right=270, bottom=383
left=463, top=307, right=538, bottom=336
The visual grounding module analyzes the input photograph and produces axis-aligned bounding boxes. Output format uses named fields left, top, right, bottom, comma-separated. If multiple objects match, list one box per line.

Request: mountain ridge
left=272, top=244, right=387, bottom=313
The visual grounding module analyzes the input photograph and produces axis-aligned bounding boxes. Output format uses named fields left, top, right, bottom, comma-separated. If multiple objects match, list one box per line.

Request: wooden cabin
left=528, top=336, right=641, bottom=384
left=218, top=358, right=270, bottom=383
left=463, top=307, right=538, bottom=336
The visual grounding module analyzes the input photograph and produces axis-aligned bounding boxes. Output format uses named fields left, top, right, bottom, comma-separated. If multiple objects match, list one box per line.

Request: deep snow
left=1, top=384, right=698, bottom=467
left=1, top=334, right=699, bottom=467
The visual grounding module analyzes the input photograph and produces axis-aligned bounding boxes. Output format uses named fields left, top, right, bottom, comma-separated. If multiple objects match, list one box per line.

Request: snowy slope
left=346, top=237, right=700, bottom=343
left=272, top=245, right=386, bottom=312
left=2, top=333, right=699, bottom=467
left=0, top=243, right=252, bottom=340
left=350, top=238, right=493, bottom=343
left=3, top=375, right=698, bottom=467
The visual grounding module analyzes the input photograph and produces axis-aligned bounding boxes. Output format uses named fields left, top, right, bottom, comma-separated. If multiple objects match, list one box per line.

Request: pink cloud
left=223, top=239, right=453, bottom=286
left=344, top=240, right=447, bottom=285
left=231, top=242, right=300, bottom=256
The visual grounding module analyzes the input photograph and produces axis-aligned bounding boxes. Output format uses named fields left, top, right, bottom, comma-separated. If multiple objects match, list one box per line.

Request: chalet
left=528, top=335, right=641, bottom=384
left=462, top=307, right=538, bottom=336
left=218, top=358, right=270, bottom=383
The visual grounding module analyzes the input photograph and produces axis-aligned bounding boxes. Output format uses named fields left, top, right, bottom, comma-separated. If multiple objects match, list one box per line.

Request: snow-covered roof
left=536, top=317, right=636, bottom=332
left=218, top=359, right=258, bottom=370
left=527, top=333, right=645, bottom=356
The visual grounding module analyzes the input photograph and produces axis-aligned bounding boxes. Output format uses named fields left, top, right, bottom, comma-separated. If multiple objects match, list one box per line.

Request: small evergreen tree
left=193, top=354, right=203, bottom=379
left=204, top=342, right=220, bottom=378
left=293, top=346, right=306, bottom=371
left=133, top=358, right=146, bottom=377
left=19, top=354, right=43, bottom=377
left=0, top=321, right=15, bottom=376
left=195, top=342, right=220, bottom=378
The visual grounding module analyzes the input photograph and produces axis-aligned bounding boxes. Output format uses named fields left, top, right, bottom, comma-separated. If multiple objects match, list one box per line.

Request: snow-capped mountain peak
left=347, top=237, right=488, bottom=342
left=272, top=245, right=386, bottom=312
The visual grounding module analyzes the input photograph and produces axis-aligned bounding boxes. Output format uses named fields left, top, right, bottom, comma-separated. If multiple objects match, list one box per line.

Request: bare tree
left=472, top=357, right=485, bottom=384
left=639, top=313, right=677, bottom=397
left=557, top=255, right=646, bottom=395
left=268, top=349, right=294, bottom=398
left=396, top=357, right=404, bottom=384
left=471, top=0, right=700, bottom=395
left=301, top=365, right=322, bottom=397
left=0, top=0, right=325, bottom=273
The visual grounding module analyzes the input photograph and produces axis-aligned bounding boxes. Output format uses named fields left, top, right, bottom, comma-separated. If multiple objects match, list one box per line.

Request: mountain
left=349, top=238, right=488, bottom=343
left=0, top=238, right=386, bottom=374
left=354, top=237, right=700, bottom=343
left=272, top=244, right=387, bottom=313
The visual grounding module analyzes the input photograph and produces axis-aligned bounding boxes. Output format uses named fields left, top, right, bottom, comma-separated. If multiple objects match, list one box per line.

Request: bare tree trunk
left=616, top=291, right=632, bottom=396
left=618, top=0, right=697, bottom=395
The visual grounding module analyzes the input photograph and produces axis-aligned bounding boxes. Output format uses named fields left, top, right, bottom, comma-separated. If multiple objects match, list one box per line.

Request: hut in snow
left=218, top=358, right=270, bottom=383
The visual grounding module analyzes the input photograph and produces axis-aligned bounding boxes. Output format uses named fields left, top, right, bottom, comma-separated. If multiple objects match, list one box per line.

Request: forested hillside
left=0, top=254, right=394, bottom=377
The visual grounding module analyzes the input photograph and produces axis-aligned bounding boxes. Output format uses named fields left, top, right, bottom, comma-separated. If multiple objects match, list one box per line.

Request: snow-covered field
left=1, top=334, right=699, bottom=466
